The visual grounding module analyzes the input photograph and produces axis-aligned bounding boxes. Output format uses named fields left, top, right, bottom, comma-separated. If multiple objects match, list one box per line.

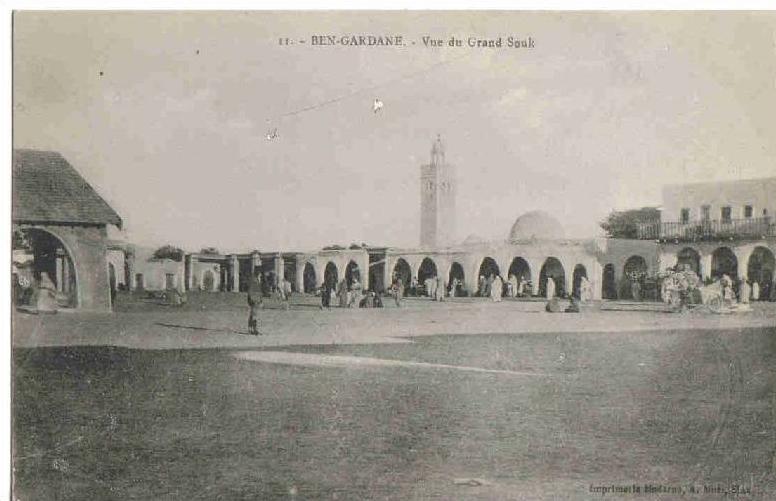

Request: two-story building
left=637, top=177, right=775, bottom=300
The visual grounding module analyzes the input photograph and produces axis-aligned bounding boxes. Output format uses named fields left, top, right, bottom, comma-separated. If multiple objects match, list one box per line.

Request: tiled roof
left=13, top=149, right=122, bottom=228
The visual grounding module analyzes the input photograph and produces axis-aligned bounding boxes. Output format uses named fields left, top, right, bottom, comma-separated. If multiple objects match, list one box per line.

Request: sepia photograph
left=9, top=8, right=776, bottom=499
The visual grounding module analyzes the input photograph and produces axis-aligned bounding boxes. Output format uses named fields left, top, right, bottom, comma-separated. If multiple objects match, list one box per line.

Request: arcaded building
left=288, top=139, right=774, bottom=301
left=639, top=176, right=776, bottom=299
left=125, top=138, right=775, bottom=302
left=283, top=138, right=662, bottom=301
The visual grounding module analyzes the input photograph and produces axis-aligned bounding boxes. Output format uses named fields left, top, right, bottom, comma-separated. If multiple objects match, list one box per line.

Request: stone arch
left=508, top=257, right=531, bottom=282
left=572, top=264, right=587, bottom=299
left=711, top=247, right=738, bottom=280
left=324, top=261, right=339, bottom=288
left=478, top=256, right=500, bottom=278
left=623, top=255, right=648, bottom=277
left=417, top=257, right=438, bottom=297
left=477, top=257, right=501, bottom=296
left=418, top=257, right=438, bottom=282
left=621, top=255, right=648, bottom=299
left=392, top=258, right=412, bottom=287
left=448, top=262, right=465, bottom=297
left=345, top=260, right=361, bottom=287
left=21, top=227, right=79, bottom=308
left=677, top=247, right=701, bottom=275
left=539, top=257, right=565, bottom=298
left=303, top=262, right=317, bottom=293
left=747, top=246, right=774, bottom=300
left=602, top=263, right=617, bottom=299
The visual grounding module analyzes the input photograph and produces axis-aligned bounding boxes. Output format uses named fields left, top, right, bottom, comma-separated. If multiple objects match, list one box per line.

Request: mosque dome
left=508, top=211, right=565, bottom=242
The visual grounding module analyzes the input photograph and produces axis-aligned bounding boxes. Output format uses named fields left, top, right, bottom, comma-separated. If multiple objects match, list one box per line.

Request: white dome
left=508, top=211, right=565, bottom=241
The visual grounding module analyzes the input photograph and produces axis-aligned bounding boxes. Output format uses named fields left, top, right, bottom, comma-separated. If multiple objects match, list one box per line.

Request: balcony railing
left=636, top=217, right=775, bottom=241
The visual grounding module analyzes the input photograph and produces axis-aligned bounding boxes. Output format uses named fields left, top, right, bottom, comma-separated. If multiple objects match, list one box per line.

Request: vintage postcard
left=10, top=9, right=776, bottom=500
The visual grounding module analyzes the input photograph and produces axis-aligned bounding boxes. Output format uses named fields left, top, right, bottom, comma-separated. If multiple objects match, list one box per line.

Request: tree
left=600, top=207, right=661, bottom=239
left=200, top=247, right=220, bottom=255
left=152, top=245, right=185, bottom=261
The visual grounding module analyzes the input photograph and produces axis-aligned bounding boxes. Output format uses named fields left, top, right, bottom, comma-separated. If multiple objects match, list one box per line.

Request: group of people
left=319, top=277, right=385, bottom=310
left=660, top=264, right=775, bottom=309
left=477, top=274, right=533, bottom=301
left=733, top=276, right=768, bottom=304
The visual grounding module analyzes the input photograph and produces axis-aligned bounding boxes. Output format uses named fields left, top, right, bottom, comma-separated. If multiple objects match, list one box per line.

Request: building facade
left=103, top=139, right=775, bottom=304
left=638, top=176, right=776, bottom=299
left=12, top=149, right=123, bottom=312
left=285, top=143, right=774, bottom=302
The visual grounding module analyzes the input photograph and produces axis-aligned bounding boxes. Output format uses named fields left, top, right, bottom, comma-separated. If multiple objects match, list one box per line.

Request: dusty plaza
left=10, top=10, right=776, bottom=501
left=11, top=295, right=776, bottom=499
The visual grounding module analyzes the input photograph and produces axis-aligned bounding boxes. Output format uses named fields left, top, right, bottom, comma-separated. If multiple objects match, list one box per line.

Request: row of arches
left=302, top=260, right=365, bottom=293
left=297, top=255, right=588, bottom=298
left=602, top=245, right=776, bottom=300
left=390, top=256, right=588, bottom=299
left=671, top=245, right=775, bottom=287
left=294, top=245, right=775, bottom=301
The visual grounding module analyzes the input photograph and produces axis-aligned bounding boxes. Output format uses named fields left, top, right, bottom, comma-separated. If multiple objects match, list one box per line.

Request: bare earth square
left=12, top=297, right=776, bottom=500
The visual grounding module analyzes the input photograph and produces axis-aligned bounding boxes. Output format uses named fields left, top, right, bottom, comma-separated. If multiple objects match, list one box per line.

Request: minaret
left=420, top=135, right=456, bottom=248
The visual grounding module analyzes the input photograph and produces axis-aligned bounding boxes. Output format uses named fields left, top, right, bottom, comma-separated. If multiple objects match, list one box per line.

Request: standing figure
left=491, top=275, right=504, bottom=302
left=752, top=281, right=760, bottom=301
left=546, top=276, right=556, bottom=299
left=337, top=279, right=349, bottom=308
left=276, top=278, right=287, bottom=303
left=508, top=274, right=518, bottom=298
left=660, top=274, right=671, bottom=304
left=721, top=274, right=734, bottom=305
left=282, top=278, right=293, bottom=310
left=478, top=275, right=486, bottom=297
left=321, top=280, right=332, bottom=310
left=738, top=278, right=751, bottom=304
left=518, top=277, right=527, bottom=298
left=247, top=272, right=263, bottom=335
left=435, top=276, right=444, bottom=302
left=578, top=276, right=589, bottom=303
left=394, top=277, right=404, bottom=307
left=349, top=278, right=362, bottom=308
left=631, top=280, right=641, bottom=301
left=424, top=277, right=434, bottom=299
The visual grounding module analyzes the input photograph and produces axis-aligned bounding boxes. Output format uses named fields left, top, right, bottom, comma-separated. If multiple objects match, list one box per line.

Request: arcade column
left=230, top=255, right=239, bottom=292
left=295, top=259, right=304, bottom=293
left=700, top=253, right=713, bottom=281
left=275, top=255, right=284, bottom=287
left=55, top=248, right=65, bottom=292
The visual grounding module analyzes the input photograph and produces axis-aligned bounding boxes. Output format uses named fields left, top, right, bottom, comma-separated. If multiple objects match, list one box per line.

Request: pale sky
left=13, top=11, right=776, bottom=252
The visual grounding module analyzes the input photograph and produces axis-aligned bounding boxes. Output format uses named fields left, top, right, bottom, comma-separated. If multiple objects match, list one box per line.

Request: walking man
left=394, top=277, right=404, bottom=307
left=247, top=271, right=263, bottom=335
left=282, top=278, right=293, bottom=310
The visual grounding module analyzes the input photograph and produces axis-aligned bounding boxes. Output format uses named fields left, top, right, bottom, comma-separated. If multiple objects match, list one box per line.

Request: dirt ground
left=11, top=294, right=776, bottom=500
left=12, top=291, right=776, bottom=350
